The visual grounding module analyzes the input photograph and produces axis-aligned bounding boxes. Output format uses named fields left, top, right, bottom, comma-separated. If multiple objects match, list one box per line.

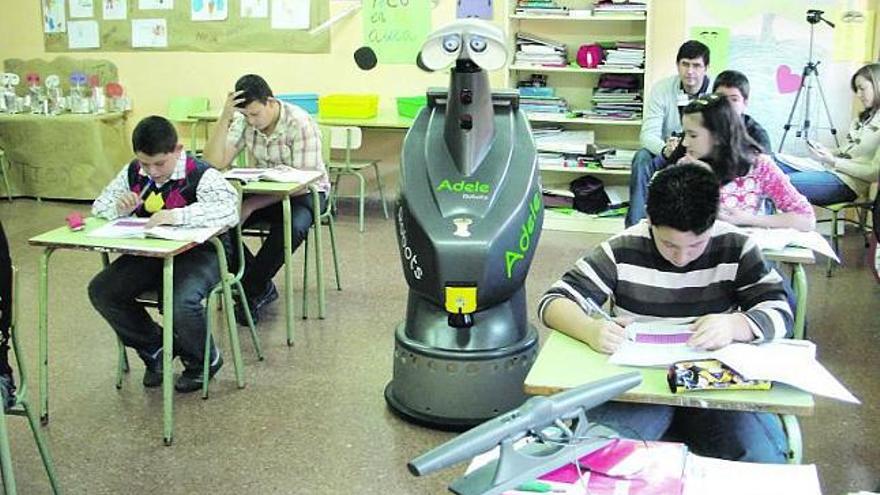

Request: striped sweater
left=537, top=221, right=792, bottom=341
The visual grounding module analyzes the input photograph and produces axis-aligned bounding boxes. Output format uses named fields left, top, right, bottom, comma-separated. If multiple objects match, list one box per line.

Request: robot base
left=385, top=322, right=539, bottom=431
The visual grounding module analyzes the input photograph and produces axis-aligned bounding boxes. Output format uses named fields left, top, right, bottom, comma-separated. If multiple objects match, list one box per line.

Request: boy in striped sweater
left=538, top=164, right=792, bottom=463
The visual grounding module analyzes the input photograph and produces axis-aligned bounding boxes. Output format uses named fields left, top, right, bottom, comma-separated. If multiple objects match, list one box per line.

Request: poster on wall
left=684, top=0, right=861, bottom=153
left=103, top=0, right=127, bottom=19
left=272, top=0, right=310, bottom=30
left=132, top=18, right=168, bottom=47
left=192, top=0, right=228, bottom=21
left=68, top=20, right=100, bottom=48
left=457, top=0, right=493, bottom=19
left=70, top=0, right=95, bottom=18
left=241, top=0, right=268, bottom=18
left=43, top=0, right=67, bottom=32
left=363, top=0, right=431, bottom=64
left=139, top=0, right=173, bottom=9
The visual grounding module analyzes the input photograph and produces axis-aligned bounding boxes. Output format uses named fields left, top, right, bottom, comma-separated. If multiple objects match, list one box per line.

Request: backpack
left=576, top=44, right=603, bottom=69
left=569, top=175, right=610, bottom=214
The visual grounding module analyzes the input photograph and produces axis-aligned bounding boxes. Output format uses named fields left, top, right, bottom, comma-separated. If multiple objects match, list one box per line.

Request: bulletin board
left=43, top=0, right=330, bottom=53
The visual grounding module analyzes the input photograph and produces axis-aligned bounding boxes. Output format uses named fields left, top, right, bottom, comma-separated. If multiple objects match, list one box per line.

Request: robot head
left=418, top=19, right=508, bottom=72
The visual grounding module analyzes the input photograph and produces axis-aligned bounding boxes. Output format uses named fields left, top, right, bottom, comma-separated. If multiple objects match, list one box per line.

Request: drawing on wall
left=70, top=0, right=95, bottom=18
left=241, top=0, right=268, bottom=18
left=192, top=0, right=228, bottom=21
left=68, top=20, right=100, bottom=48
left=103, top=0, right=127, bottom=20
left=272, top=0, right=310, bottom=29
left=43, top=0, right=67, bottom=33
left=132, top=18, right=167, bottom=47
left=685, top=0, right=861, bottom=153
left=139, top=0, right=173, bottom=9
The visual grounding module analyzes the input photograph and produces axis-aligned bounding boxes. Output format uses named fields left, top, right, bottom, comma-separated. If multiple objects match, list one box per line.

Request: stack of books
left=601, top=148, right=637, bottom=169
left=592, top=0, right=648, bottom=16
left=514, top=0, right=568, bottom=16
left=590, top=87, right=643, bottom=120
left=600, top=41, right=645, bottom=70
left=533, top=128, right=609, bottom=169
left=514, top=32, right=567, bottom=67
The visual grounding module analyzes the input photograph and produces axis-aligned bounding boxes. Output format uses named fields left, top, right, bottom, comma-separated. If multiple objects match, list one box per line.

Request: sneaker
left=235, top=281, right=278, bottom=326
left=174, top=352, right=224, bottom=393
left=139, top=347, right=163, bottom=388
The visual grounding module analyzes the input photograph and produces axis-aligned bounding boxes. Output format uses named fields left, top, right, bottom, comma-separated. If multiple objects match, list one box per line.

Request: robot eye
left=468, top=35, right=487, bottom=53
left=441, top=34, right=461, bottom=53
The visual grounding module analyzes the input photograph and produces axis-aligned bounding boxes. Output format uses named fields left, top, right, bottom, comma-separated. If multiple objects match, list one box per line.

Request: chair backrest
left=167, top=96, right=209, bottom=123
left=319, top=125, right=332, bottom=165
left=329, top=126, right=363, bottom=151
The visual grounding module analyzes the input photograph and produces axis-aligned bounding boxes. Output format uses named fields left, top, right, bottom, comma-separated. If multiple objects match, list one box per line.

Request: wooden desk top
left=28, top=217, right=208, bottom=258
left=524, top=331, right=815, bottom=416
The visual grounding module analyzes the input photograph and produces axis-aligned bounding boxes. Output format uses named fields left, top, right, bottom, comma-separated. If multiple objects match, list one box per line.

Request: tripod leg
left=812, top=73, right=841, bottom=148
left=779, top=73, right=808, bottom=152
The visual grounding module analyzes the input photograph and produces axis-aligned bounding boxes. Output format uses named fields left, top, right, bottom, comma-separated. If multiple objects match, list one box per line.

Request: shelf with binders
left=509, top=13, right=647, bottom=21
left=510, top=64, right=645, bottom=74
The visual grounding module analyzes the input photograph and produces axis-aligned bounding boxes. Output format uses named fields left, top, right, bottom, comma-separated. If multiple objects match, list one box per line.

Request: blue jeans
left=774, top=161, right=857, bottom=206
left=240, top=192, right=327, bottom=301
left=625, top=149, right=667, bottom=227
left=88, top=243, right=224, bottom=366
left=587, top=401, right=788, bottom=463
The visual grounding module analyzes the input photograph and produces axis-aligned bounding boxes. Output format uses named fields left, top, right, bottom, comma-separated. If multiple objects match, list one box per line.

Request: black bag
left=569, top=175, right=610, bottom=214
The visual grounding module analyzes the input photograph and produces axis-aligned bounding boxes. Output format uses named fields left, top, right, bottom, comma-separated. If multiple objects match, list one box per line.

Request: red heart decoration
left=776, top=65, right=802, bottom=94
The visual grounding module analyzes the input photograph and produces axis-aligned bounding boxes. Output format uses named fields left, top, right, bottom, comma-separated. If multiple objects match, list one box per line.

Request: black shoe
left=174, top=353, right=223, bottom=393
left=235, top=281, right=278, bottom=326
left=139, top=348, right=163, bottom=388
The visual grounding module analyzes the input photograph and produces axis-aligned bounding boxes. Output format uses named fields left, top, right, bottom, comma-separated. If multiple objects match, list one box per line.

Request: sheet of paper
left=743, top=228, right=839, bottom=262
left=241, top=0, right=268, bottom=18
left=43, top=0, right=67, bottom=33
left=88, top=217, right=150, bottom=238
left=87, top=217, right=218, bottom=244
left=68, top=20, right=100, bottom=49
left=775, top=153, right=828, bottom=172
left=271, top=0, right=310, bottom=30
left=259, top=167, right=322, bottom=183
left=70, top=0, right=95, bottom=18
left=223, top=168, right=265, bottom=182
left=683, top=454, right=821, bottom=495
left=131, top=18, right=167, bottom=48
left=103, top=0, right=127, bottom=19
left=139, top=0, right=172, bottom=9
left=191, top=0, right=228, bottom=21
left=609, top=341, right=711, bottom=367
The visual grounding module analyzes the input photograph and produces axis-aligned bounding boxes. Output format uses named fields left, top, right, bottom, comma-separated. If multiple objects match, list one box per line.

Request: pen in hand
left=584, top=297, right=614, bottom=323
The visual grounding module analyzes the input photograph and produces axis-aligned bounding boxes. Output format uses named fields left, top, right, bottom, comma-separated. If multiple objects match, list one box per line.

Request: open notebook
left=87, top=217, right=219, bottom=244
left=223, top=166, right=322, bottom=184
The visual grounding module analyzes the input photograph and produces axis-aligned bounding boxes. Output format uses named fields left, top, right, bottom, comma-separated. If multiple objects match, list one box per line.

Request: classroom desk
left=238, top=177, right=324, bottom=343
left=28, top=218, right=226, bottom=445
left=524, top=331, right=815, bottom=416
left=763, top=246, right=815, bottom=339
left=0, top=112, right=130, bottom=199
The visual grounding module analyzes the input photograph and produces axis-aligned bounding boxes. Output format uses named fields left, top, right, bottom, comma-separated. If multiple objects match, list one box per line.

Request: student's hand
left=687, top=314, right=751, bottom=350
left=806, top=144, right=836, bottom=166
left=219, top=90, right=246, bottom=124
left=116, top=191, right=141, bottom=216
left=590, top=317, right=631, bottom=354
left=145, top=209, right=176, bottom=229
left=717, top=207, right=753, bottom=226
left=662, top=136, right=681, bottom=158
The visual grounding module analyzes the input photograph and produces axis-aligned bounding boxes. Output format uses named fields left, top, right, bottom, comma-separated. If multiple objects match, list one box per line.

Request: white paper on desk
left=683, top=454, right=821, bottom=495
left=743, top=228, right=839, bottom=263
left=223, top=168, right=266, bottom=182
left=609, top=341, right=712, bottom=367
left=260, top=167, right=321, bottom=183
left=88, top=217, right=217, bottom=243
left=713, top=341, right=860, bottom=404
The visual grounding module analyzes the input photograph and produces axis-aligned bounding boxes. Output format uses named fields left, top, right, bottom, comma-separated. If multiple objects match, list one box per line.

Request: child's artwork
left=241, top=0, right=268, bottom=18
left=69, top=0, right=95, bottom=18
left=68, top=20, right=100, bottom=49
left=271, top=0, right=310, bottom=30
left=139, top=0, right=173, bottom=9
left=192, top=0, right=228, bottom=21
left=103, top=0, right=127, bottom=20
left=131, top=18, right=167, bottom=47
left=43, top=0, right=67, bottom=33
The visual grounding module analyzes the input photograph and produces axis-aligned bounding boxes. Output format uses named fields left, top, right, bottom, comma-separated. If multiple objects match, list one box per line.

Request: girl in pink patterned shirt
left=677, top=93, right=816, bottom=232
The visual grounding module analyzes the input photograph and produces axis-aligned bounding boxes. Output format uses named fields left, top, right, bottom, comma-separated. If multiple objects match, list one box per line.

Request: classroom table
left=763, top=246, right=815, bottom=339
left=524, top=331, right=815, bottom=416
left=0, top=112, right=130, bottom=199
left=28, top=218, right=226, bottom=445
left=238, top=176, right=324, bottom=343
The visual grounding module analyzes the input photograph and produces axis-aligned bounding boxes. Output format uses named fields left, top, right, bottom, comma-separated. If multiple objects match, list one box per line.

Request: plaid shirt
left=92, top=152, right=239, bottom=229
left=227, top=100, right=330, bottom=193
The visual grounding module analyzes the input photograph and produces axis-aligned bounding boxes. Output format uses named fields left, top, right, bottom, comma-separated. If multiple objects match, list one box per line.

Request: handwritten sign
left=363, top=0, right=431, bottom=64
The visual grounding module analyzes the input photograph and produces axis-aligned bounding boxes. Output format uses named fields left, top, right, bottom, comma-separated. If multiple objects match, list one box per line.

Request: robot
left=384, top=19, right=544, bottom=429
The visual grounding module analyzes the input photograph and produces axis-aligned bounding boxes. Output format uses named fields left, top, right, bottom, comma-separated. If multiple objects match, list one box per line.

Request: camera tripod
left=778, top=10, right=840, bottom=152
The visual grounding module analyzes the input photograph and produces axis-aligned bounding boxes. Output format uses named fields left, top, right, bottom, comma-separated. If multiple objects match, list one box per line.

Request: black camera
left=807, top=9, right=825, bottom=24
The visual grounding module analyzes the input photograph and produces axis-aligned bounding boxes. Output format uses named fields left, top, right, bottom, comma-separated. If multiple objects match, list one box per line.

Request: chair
left=0, top=148, right=12, bottom=201
left=0, top=267, right=61, bottom=494
left=301, top=191, right=342, bottom=319
left=780, top=313, right=807, bottom=464
left=818, top=198, right=875, bottom=277
left=327, top=126, right=389, bottom=232
left=167, top=96, right=210, bottom=156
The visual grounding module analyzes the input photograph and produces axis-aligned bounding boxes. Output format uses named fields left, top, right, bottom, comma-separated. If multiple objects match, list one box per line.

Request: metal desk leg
left=283, top=198, right=295, bottom=345
left=791, top=263, right=808, bottom=340
left=311, top=186, right=325, bottom=319
left=38, top=248, right=55, bottom=425
left=162, top=257, right=174, bottom=446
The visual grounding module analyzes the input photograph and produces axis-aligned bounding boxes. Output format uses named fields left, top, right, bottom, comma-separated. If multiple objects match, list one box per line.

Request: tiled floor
left=0, top=198, right=877, bottom=494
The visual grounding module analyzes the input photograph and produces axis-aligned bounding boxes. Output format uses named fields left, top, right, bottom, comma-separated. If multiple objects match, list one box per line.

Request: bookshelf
left=507, top=0, right=652, bottom=234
